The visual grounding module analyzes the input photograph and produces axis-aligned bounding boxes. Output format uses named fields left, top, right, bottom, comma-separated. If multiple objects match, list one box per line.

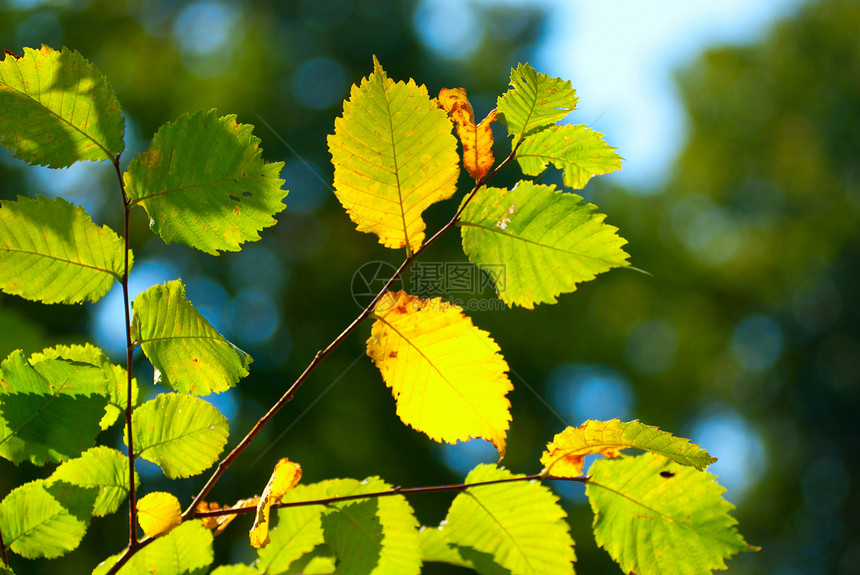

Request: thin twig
left=113, top=157, right=139, bottom=549
left=182, top=146, right=520, bottom=519
left=192, top=473, right=588, bottom=519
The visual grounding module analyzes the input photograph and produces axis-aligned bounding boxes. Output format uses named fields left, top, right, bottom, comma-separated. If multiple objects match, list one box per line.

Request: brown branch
left=192, top=473, right=588, bottom=520
left=182, top=146, right=520, bottom=519
left=113, top=156, right=140, bottom=564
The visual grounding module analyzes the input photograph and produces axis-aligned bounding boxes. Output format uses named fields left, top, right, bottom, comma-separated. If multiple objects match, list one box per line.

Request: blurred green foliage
left=0, top=0, right=857, bottom=573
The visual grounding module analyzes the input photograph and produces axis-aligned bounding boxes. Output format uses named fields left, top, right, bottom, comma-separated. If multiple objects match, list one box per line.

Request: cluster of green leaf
left=0, top=46, right=755, bottom=574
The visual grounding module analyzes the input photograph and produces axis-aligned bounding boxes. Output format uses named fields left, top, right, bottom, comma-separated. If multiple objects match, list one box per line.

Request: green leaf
left=0, top=195, right=129, bottom=304
left=260, top=477, right=421, bottom=575
left=437, top=464, right=574, bottom=575
left=30, top=343, right=138, bottom=430
left=211, top=566, right=259, bottom=575
left=258, top=483, right=329, bottom=575
left=418, top=527, right=474, bottom=570
left=0, top=45, right=124, bottom=167
left=49, top=446, right=138, bottom=517
left=496, top=63, right=578, bottom=144
left=327, top=57, right=460, bottom=254
left=0, top=350, right=108, bottom=465
left=0, top=479, right=87, bottom=559
left=124, top=109, right=287, bottom=255
left=516, top=124, right=621, bottom=189
left=320, top=477, right=421, bottom=575
left=132, top=280, right=251, bottom=396
left=459, top=182, right=628, bottom=308
left=540, top=419, right=716, bottom=478
left=587, top=453, right=758, bottom=575
left=94, top=520, right=214, bottom=575
left=128, top=392, right=229, bottom=479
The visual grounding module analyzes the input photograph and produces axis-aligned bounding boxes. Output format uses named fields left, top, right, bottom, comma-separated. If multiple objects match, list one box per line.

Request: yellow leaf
left=250, top=458, right=302, bottom=548
left=438, top=87, right=496, bottom=181
left=367, top=291, right=513, bottom=457
left=137, top=492, right=182, bottom=538
left=198, top=497, right=260, bottom=537
left=540, top=419, right=717, bottom=478
left=328, top=57, right=460, bottom=254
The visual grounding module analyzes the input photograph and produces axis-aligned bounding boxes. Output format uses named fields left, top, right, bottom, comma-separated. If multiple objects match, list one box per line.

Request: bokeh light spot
left=547, top=363, right=635, bottom=424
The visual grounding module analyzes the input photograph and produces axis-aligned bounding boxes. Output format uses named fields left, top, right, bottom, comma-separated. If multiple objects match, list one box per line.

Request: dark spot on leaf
left=229, top=194, right=241, bottom=202
left=242, top=191, right=252, bottom=197
left=660, top=471, right=675, bottom=478
left=396, top=305, right=407, bottom=314
left=389, top=351, right=398, bottom=359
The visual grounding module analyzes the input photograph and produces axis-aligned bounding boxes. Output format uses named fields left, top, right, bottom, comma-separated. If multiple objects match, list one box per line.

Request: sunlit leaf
left=0, top=480, right=87, bottom=559
left=137, top=491, right=182, bottom=538
left=367, top=290, right=513, bottom=456
left=0, top=196, right=129, bottom=304
left=437, top=87, right=496, bottom=181
left=49, top=446, right=138, bottom=517
left=260, top=477, right=421, bottom=575
left=257, top=482, right=329, bottom=575
left=124, top=109, right=287, bottom=254
left=328, top=57, right=459, bottom=254
left=132, top=280, right=251, bottom=396
left=541, top=419, right=716, bottom=478
left=0, top=350, right=107, bottom=465
left=496, top=63, right=578, bottom=144
left=0, top=45, right=124, bottom=167
left=516, top=124, right=621, bottom=189
left=30, top=343, right=138, bottom=430
left=587, top=453, right=758, bottom=575
left=418, top=527, right=474, bottom=570
left=250, top=458, right=303, bottom=548
left=320, top=477, right=421, bottom=575
left=211, top=566, right=259, bottom=575
left=94, top=520, right=214, bottom=575
left=128, top=392, right=229, bottom=479
left=437, top=464, right=575, bottom=575
left=459, top=181, right=629, bottom=308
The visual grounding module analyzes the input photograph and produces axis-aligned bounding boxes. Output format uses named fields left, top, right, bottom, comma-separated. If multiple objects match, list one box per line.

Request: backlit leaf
left=0, top=196, right=129, bottom=304
left=0, top=350, right=107, bottom=465
left=49, top=446, right=138, bottom=517
left=418, top=527, right=474, bottom=570
left=132, top=280, right=251, bottom=396
left=0, top=480, right=87, bottom=559
left=124, top=109, right=287, bottom=254
left=211, top=566, right=259, bottom=575
left=250, top=457, right=302, bottom=548
left=459, top=182, right=628, bottom=308
left=137, top=491, right=182, bottom=538
left=257, top=482, right=329, bottom=575
left=516, top=124, right=621, bottom=189
left=437, top=464, right=575, bottom=575
left=319, top=477, right=421, bottom=575
left=587, top=453, right=757, bottom=575
left=367, top=291, right=513, bottom=457
left=437, top=87, right=496, bottom=180
left=94, top=520, right=214, bottom=575
left=541, top=419, right=716, bottom=478
left=30, top=343, right=138, bottom=430
left=328, top=57, right=459, bottom=254
left=0, top=45, right=124, bottom=167
left=128, top=393, right=229, bottom=479
left=496, top=63, right=578, bottom=144
left=260, top=477, right=421, bottom=575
